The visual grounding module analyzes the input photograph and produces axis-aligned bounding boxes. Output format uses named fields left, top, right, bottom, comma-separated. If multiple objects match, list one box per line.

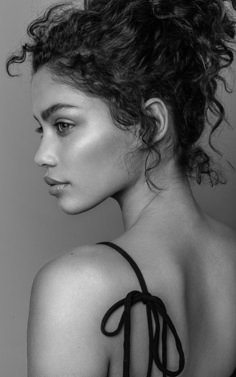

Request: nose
left=34, top=136, right=58, bottom=167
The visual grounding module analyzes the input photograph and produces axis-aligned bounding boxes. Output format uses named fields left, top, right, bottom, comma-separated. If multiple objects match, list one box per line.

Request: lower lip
left=48, top=183, right=69, bottom=196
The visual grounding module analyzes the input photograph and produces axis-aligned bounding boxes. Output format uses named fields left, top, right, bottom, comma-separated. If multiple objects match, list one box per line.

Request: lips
left=44, top=176, right=69, bottom=186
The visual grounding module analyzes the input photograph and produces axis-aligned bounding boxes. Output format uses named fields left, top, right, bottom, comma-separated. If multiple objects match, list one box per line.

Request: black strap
left=230, top=368, right=236, bottom=377
left=97, top=241, right=185, bottom=377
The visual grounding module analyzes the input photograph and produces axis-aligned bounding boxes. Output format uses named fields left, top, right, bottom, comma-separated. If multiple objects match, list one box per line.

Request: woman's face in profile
left=31, top=67, right=144, bottom=214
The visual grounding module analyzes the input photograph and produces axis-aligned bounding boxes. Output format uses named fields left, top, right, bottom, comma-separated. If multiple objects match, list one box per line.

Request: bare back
left=101, top=216, right=236, bottom=377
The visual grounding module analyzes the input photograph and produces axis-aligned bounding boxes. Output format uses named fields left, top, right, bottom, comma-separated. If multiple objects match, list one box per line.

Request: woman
left=6, top=0, right=236, bottom=376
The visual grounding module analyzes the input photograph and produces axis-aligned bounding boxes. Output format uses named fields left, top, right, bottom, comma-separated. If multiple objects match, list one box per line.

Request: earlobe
left=144, top=98, right=169, bottom=142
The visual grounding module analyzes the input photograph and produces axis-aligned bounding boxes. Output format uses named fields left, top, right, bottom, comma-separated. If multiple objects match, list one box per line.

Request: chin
left=57, top=195, right=107, bottom=215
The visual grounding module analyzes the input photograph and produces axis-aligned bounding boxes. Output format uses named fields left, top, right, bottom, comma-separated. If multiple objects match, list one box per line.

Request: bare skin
left=28, top=67, right=236, bottom=377
left=28, top=173, right=236, bottom=377
left=61, top=169, right=235, bottom=377
left=107, top=180, right=236, bottom=377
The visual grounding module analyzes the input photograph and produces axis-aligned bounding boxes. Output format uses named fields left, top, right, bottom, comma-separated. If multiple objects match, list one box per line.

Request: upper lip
left=44, top=176, right=68, bottom=186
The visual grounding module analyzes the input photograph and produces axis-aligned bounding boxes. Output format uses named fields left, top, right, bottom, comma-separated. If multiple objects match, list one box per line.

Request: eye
left=55, top=121, right=75, bottom=135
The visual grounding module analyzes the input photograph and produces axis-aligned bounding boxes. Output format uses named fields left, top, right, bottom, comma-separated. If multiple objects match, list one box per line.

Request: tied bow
left=101, top=289, right=185, bottom=377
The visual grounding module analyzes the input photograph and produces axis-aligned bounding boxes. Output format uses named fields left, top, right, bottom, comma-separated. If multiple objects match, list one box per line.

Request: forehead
left=32, top=68, right=65, bottom=98
left=31, top=68, right=101, bottom=116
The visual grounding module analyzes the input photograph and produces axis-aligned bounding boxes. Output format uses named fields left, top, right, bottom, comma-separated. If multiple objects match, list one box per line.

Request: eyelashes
left=35, top=122, right=75, bottom=137
left=54, top=121, right=75, bottom=135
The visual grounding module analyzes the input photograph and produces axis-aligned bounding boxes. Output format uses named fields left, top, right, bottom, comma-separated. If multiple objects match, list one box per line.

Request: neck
left=113, top=161, right=202, bottom=232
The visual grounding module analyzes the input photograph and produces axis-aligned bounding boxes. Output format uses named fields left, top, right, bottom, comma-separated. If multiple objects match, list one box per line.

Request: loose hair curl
left=6, top=0, right=236, bottom=189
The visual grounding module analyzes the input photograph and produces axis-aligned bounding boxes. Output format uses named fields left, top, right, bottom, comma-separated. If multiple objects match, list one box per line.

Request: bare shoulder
left=32, top=243, right=120, bottom=293
left=28, top=243, right=126, bottom=377
left=205, top=215, right=236, bottom=260
left=200, top=217, right=236, bottom=368
left=32, top=242, right=131, bottom=299
left=29, top=243, right=127, bottom=333
left=200, top=216, right=236, bottom=295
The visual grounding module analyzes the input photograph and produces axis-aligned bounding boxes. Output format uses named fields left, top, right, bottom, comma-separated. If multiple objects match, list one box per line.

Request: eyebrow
left=33, top=103, right=80, bottom=122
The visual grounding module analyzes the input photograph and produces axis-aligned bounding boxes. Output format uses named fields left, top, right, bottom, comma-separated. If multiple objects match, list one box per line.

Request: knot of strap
left=101, top=289, right=185, bottom=377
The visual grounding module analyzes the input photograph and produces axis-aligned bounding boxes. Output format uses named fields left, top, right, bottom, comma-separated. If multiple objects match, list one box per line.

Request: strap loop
left=101, top=289, right=185, bottom=377
left=97, top=241, right=185, bottom=377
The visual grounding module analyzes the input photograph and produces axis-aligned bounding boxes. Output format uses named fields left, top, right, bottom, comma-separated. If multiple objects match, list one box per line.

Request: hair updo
left=6, top=0, right=236, bottom=190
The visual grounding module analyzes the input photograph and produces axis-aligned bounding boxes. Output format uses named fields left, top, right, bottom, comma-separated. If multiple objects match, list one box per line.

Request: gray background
left=1, top=1, right=236, bottom=376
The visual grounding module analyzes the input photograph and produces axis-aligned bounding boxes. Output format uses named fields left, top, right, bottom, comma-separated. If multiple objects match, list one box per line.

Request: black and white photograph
left=1, top=1, right=236, bottom=376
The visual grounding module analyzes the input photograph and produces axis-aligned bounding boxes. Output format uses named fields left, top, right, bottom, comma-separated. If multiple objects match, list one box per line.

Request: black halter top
left=96, top=241, right=185, bottom=377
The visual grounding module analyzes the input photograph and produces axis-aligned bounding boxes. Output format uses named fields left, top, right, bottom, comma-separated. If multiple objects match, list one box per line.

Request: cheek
left=57, top=128, right=144, bottom=214
left=64, top=129, right=130, bottom=186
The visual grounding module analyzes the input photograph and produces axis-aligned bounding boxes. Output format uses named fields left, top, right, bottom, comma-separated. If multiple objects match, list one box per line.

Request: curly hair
left=6, top=0, right=236, bottom=190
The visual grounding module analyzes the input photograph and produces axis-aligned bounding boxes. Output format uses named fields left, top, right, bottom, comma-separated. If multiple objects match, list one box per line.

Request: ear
left=144, top=98, right=169, bottom=142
